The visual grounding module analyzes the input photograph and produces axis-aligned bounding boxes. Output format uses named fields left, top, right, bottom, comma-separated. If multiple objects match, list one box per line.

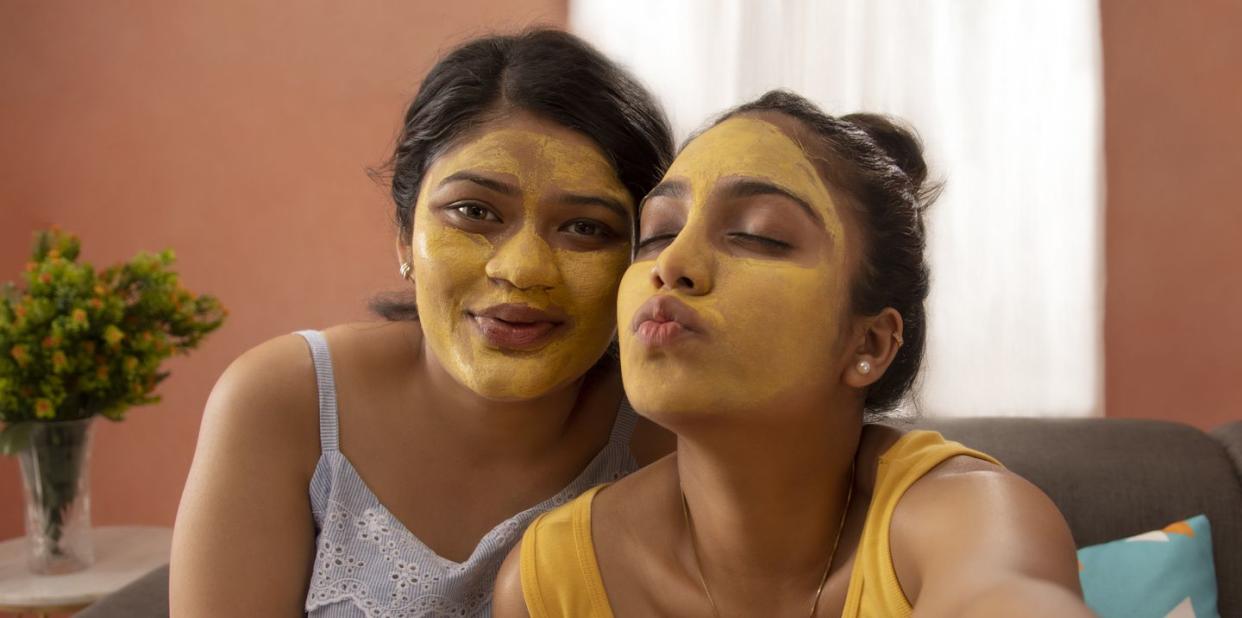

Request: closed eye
left=728, top=232, right=792, bottom=251
left=636, top=233, right=678, bottom=251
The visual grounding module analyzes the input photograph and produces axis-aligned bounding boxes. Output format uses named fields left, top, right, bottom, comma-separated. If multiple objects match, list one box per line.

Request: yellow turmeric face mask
left=618, top=116, right=851, bottom=419
left=410, top=117, right=633, bottom=400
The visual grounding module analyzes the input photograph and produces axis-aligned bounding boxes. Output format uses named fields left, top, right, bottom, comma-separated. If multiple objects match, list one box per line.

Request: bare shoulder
left=889, top=450, right=1084, bottom=612
left=493, top=541, right=531, bottom=618
left=320, top=320, right=422, bottom=373
left=199, top=332, right=321, bottom=469
left=898, top=452, right=1052, bottom=525
left=592, top=453, right=681, bottom=567
left=594, top=453, right=678, bottom=528
left=170, top=331, right=330, bottom=615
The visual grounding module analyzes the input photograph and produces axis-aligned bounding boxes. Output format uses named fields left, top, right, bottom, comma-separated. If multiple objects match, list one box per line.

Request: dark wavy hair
left=371, top=29, right=674, bottom=320
left=716, top=90, right=940, bottom=415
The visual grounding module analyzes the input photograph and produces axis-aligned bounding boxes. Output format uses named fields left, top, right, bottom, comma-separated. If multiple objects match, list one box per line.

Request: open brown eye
left=450, top=202, right=500, bottom=222
left=564, top=220, right=613, bottom=238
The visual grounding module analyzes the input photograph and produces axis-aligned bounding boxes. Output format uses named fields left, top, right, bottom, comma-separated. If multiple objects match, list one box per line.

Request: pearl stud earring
left=399, top=262, right=412, bottom=280
left=857, top=360, right=872, bottom=375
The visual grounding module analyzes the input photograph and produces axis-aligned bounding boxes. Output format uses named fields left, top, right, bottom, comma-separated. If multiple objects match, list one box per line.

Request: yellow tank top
left=518, top=430, right=1001, bottom=617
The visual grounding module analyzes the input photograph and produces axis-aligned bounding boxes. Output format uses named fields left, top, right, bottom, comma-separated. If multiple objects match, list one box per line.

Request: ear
left=395, top=234, right=414, bottom=283
left=842, top=307, right=904, bottom=390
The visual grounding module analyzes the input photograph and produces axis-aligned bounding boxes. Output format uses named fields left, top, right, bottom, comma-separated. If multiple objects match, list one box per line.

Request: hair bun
left=841, top=113, right=929, bottom=191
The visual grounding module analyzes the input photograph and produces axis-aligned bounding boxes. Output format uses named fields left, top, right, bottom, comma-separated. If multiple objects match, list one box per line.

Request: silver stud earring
left=857, top=360, right=872, bottom=375
left=399, top=262, right=412, bottom=280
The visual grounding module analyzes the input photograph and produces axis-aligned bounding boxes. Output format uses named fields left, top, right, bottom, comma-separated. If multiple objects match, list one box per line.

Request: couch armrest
left=1212, top=420, right=1242, bottom=483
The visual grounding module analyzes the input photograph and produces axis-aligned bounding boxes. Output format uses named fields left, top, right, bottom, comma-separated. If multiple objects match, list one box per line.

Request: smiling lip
left=631, top=295, right=705, bottom=348
left=470, top=303, right=567, bottom=350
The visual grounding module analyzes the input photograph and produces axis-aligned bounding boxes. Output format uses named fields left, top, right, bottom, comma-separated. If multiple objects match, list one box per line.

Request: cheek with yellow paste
left=409, top=128, right=632, bottom=401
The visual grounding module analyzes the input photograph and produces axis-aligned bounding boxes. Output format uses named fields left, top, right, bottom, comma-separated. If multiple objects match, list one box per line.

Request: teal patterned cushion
left=1078, top=514, right=1218, bottom=618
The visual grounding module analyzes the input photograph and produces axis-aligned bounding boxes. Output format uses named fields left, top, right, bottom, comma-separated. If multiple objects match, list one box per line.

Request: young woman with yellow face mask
left=171, top=31, right=675, bottom=617
left=494, top=91, right=1092, bottom=617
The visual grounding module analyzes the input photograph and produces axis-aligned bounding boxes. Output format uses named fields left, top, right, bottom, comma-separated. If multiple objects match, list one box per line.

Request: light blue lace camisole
left=295, top=330, right=639, bottom=617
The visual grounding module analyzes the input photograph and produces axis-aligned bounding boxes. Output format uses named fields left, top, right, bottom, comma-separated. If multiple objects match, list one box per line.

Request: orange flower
left=93, top=284, right=106, bottom=296
left=71, top=308, right=88, bottom=323
left=51, top=350, right=68, bottom=371
left=34, top=399, right=55, bottom=419
left=14, top=305, right=27, bottom=318
left=47, top=249, right=60, bottom=260
left=38, top=272, right=52, bottom=284
left=24, top=262, right=36, bottom=273
left=88, top=298, right=103, bottom=310
left=123, top=356, right=138, bottom=371
left=42, top=335, right=60, bottom=349
left=9, top=345, right=31, bottom=367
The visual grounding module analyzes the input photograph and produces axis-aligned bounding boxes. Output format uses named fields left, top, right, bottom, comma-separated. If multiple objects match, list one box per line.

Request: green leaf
left=0, top=422, right=34, bottom=455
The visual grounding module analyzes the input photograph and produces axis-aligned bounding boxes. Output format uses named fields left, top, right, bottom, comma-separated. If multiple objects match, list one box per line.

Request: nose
left=650, top=229, right=713, bottom=295
left=485, top=226, right=560, bottom=291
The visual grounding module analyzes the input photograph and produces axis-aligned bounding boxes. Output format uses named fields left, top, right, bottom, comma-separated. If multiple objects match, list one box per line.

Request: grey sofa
left=79, top=417, right=1242, bottom=617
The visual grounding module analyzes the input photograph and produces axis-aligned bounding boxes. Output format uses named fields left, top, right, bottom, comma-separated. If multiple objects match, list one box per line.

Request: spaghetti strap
left=294, top=330, right=339, bottom=453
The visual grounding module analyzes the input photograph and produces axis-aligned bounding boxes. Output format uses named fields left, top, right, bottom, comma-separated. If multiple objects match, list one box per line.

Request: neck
left=676, top=406, right=861, bottom=585
left=412, top=337, right=619, bottom=463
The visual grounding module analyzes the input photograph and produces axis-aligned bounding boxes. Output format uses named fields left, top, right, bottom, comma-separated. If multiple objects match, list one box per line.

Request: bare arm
left=170, top=335, right=321, bottom=617
left=492, top=544, right=532, bottom=618
left=892, top=462, right=1095, bottom=618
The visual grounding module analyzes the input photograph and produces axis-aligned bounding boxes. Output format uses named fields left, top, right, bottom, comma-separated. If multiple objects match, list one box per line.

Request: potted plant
left=0, top=227, right=225, bottom=574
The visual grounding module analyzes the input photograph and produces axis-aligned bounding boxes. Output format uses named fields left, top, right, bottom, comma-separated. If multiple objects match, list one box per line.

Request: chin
left=462, top=348, right=601, bottom=402
left=622, top=368, right=725, bottom=425
left=465, top=374, right=561, bottom=402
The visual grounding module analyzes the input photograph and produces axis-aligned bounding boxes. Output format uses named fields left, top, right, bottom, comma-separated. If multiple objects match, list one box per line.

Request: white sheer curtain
left=572, top=0, right=1104, bottom=418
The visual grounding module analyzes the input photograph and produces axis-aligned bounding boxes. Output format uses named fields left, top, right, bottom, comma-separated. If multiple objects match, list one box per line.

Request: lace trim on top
left=295, top=330, right=639, bottom=617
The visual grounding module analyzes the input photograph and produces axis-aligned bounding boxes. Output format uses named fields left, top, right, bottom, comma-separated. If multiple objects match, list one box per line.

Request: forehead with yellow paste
left=423, top=126, right=631, bottom=210
left=659, top=116, right=844, bottom=244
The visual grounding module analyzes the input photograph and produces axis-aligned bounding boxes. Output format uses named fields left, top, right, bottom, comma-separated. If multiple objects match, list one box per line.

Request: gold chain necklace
left=679, top=462, right=855, bottom=618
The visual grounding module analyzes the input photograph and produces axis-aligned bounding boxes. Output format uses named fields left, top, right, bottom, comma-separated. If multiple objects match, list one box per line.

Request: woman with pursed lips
left=170, top=30, right=675, bottom=617
left=494, top=91, right=1092, bottom=617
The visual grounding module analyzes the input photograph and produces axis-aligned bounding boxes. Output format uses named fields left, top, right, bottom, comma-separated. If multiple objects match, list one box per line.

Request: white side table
left=0, top=526, right=172, bottom=617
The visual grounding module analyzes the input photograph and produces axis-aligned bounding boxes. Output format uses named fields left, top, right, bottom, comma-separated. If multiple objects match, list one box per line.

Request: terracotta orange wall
left=1101, top=0, right=1242, bottom=431
left=0, top=1, right=567, bottom=542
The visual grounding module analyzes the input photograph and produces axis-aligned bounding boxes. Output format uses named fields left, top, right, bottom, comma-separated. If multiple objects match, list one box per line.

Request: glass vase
left=17, top=417, right=95, bottom=574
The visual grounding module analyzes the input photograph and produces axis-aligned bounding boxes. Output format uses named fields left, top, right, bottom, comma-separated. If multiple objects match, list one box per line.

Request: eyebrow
left=556, top=193, right=631, bottom=221
left=438, top=171, right=520, bottom=196
left=722, top=179, right=824, bottom=225
left=639, top=180, right=689, bottom=215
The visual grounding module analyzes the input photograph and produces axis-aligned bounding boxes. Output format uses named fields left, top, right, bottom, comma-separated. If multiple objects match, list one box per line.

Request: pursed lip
left=468, top=303, right=568, bottom=350
left=630, top=295, right=706, bottom=347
